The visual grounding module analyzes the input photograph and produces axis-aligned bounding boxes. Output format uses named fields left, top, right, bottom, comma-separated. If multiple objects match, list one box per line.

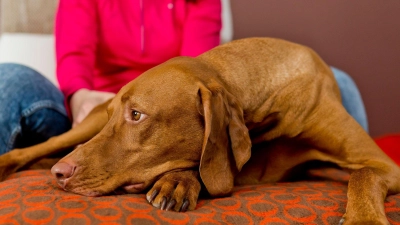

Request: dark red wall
left=231, top=0, right=400, bottom=137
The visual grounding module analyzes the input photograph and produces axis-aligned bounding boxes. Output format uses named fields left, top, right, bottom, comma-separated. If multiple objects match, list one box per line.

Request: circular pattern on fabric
left=0, top=190, right=20, bottom=204
left=157, top=209, right=190, bottom=224
left=0, top=183, right=19, bottom=193
left=90, top=205, right=122, bottom=221
left=385, top=198, right=397, bottom=207
left=328, top=192, right=347, bottom=202
left=90, top=196, right=119, bottom=205
left=255, top=185, right=286, bottom=193
left=56, top=214, right=90, bottom=225
left=0, top=218, right=19, bottom=225
left=211, top=198, right=241, bottom=211
left=23, top=194, right=55, bottom=207
left=270, top=192, right=301, bottom=204
left=56, top=197, right=88, bottom=213
left=322, top=211, right=344, bottom=225
left=221, top=211, right=253, bottom=224
left=0, top=204, right=20, bottom=219
left=386, top=207, right=400, bottom=224
left=21, top=180, right=50, bottom=193
left=260, top=217, right=291, bottom=225
left=126, top=214, right=161, bottom=225
left=192, top=217, right=222, bottom=225
left=234, top=190, right=265, bottom=200
left=121, top=197, right=152, bottom=213
left=293, top=187, right=323, bottom=197
left=22, top=206, right=54, bottom=224
left=283, top=204, right=317, bottom=223
left=187, top=205, right=217, bottom=218
left=0, top=169, right=398, bottom=224
left=247, top=200, right=278, bottom=217
left=308, top=196, right=339, bottom=211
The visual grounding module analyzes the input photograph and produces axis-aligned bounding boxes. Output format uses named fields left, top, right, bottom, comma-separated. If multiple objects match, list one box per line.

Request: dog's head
left=51, top=57, right=251, bottom=197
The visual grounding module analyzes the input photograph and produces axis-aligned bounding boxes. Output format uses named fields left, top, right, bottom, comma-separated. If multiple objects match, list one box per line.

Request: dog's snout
left=51, top=162, right=76, bottom=188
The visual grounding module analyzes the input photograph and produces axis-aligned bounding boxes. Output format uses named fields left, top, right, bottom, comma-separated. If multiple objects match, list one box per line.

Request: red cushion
left=375, top=134, right=400, bottom=166
left=1, top=168, right=399, bottom=224
left=0, top=134, right=400, bottom=224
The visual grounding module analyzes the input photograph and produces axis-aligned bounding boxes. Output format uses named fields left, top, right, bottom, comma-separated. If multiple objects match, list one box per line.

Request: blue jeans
left=331, top=67, right=369, bottom=132
left=0, top=63, right=368, bottom=155
left=0, top=63, right=71, bottom=154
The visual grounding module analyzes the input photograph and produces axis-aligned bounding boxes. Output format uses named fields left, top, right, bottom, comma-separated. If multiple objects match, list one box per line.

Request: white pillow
left=221, top=0, right=233, bottom=44
left=0, top=33, right=58, bottom=87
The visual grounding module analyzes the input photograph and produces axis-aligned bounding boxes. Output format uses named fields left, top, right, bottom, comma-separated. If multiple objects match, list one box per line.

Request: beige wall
left=231, top=0, right=400, bottom=137
left=0, top=0, right=57, bottom=34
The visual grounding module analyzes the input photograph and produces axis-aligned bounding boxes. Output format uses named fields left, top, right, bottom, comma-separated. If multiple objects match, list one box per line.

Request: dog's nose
left=51, top=162, right=75, bottom=188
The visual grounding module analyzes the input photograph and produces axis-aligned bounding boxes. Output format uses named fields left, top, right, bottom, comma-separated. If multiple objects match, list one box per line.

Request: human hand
left=70, top=89, right=116, bottom=127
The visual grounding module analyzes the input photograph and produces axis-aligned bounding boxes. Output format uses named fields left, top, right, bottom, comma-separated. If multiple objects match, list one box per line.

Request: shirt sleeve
left=55, top=0, right=98, bottom=100
left=180, top=0, right=222, bottom=57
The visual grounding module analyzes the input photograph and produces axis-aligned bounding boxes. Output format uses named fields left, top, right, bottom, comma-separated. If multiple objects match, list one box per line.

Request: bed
left=0, top=134, right=398, bottom=224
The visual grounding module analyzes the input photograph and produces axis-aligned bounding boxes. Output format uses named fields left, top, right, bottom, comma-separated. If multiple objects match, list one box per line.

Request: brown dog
left=0, top=38, right=398, bottom=224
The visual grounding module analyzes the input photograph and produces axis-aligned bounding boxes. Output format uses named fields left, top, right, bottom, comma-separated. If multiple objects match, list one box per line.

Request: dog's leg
left=323, top=140, right=398, bottom=225
left=146, top=170, right=201, bottom=212
left=341, top=166, right=398, bottom=225
left=0, top=100, right=110, bottom=181
left=303, top=104, right=400, bottom=225
left=343, top=149, right=399, bottom=224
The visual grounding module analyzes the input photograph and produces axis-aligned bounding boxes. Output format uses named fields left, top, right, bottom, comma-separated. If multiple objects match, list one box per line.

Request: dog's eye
left=132, top=111, right=142, bottom=121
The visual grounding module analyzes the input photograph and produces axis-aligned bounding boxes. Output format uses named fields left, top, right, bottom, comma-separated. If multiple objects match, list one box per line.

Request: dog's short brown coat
left=0, top=38, right=398, bottom=224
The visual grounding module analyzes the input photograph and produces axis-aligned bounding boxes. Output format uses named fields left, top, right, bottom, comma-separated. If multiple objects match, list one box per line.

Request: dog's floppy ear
left=197, top=81, right=252, bottom=197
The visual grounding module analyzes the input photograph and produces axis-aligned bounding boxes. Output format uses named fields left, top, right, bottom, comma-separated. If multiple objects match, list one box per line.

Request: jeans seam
left=21, top=100, right=67, bottom=118
left=6, top=100, right=67, bottom=152
left=7, top=126, right=21, bottom=151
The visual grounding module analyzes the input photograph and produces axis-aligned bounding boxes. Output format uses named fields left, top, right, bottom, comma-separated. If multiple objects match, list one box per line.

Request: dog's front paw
left=0, top=149, right=23, bottom=181
left=339, top=215, right=390, bottom=225
left=146, top=170, right=201, bottom=212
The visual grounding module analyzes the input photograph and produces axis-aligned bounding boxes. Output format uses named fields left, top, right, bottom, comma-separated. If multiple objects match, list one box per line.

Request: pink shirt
left=56, top=0, right=222, bottom=101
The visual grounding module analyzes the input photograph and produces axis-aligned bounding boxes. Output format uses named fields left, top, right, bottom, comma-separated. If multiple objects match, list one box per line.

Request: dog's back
left=196, top=38, right=392, bottom=187
left=198, top=38, right=340, bottom=139
left=198, top=37, right=340, bottom=110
